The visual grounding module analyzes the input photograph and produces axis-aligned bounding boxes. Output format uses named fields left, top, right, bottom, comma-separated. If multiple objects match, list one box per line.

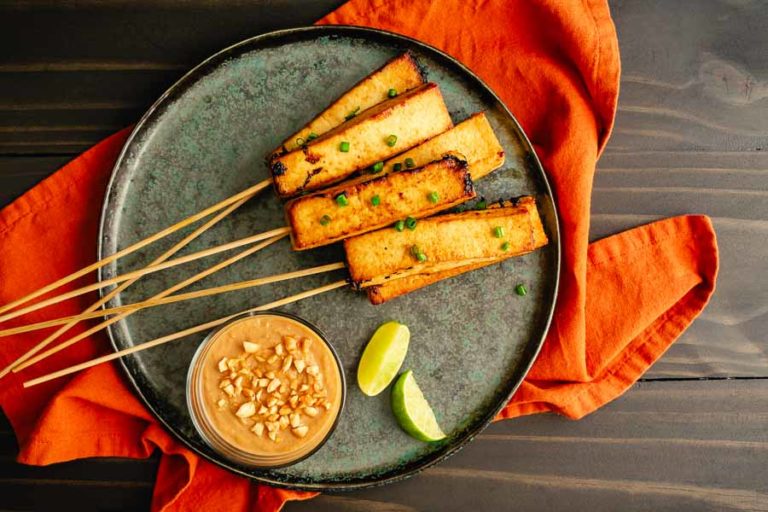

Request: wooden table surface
left=1, top=1, right=766, bottom=510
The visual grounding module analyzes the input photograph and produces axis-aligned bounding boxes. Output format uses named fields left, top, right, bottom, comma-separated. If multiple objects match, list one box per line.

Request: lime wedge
left=357, top=321, right=410, bottom=396
left=391, top=370, right=447, bottom=442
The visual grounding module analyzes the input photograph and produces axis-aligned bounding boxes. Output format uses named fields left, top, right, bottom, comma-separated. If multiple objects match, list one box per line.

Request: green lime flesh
left=391, top=370, right=447, bottom=442
left=356, top=321, right=410, bottom=396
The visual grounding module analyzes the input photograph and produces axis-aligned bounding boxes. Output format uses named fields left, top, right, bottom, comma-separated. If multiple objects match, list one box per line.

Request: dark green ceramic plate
left=98, top=26, right=559, bottom=491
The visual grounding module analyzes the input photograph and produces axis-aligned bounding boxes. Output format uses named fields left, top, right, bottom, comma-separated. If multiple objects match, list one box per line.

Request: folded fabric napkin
left=0, top=0, right=718, bottom=510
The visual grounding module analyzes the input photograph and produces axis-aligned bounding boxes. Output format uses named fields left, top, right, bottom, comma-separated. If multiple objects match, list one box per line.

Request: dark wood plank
left=0, top=156, right=73, bottom=205
left=0, top=0, right=766, bottom=510
left=0, top=0, right=347, bottom=154
left=288, top=379, right=768, bottom=512
left=1, top=379, right=766, bottom=511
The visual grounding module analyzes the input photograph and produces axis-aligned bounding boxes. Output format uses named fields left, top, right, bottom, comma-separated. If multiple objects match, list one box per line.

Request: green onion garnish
left=515, top=283, right=527, bottom=296
left=394, top=220, right=405, bottom=232
left=319, top=215, right=331, bottom=226
left=371, top=195, right=381, bottom=206
left=405, top=157, right=415, bottom=168
left=428, top=191, right=439, bottom=204
left=307, top=132, right=318, bottom=141
left=296, top=137, right=306, bottom=146
left=339, top=141, right=350, bottom=152
left=476, top=198, right=487, bottom=210
left=370, top=161, right=384, bottom=173
left=393, top=163, right=402, bottom=172
left=501, top=241, right=510, bottom=251
left=345, top=106, right=360, bottom=121
left=385, top=134, right=398, bottom=147
left=387, top=88, right=398, bottom=98
left=494, top=226, right=504, bottom=238
left=405, top=216, right=417, bottom=230
left=410, top=245, right=427, bottom=262
left=335, top=193, right=349, bottom=207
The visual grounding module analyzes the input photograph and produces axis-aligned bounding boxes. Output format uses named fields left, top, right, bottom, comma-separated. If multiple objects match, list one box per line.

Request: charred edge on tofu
left=270, top=160, right=287, bottom=176
left=308, top=154, right=469, bottom=201
left=300, top=167, right=324, bottom=192
left=303, top=146, right=321, bottom=164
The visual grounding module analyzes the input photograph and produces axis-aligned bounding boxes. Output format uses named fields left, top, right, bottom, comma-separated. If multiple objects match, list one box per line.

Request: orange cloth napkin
left=0, top=0, right=718, bottom=511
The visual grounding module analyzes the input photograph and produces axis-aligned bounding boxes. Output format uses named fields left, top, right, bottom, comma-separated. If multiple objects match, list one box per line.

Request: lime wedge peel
left=357, top=321, right=410, bottom=396
left=391, top=370, right=447, bottom=442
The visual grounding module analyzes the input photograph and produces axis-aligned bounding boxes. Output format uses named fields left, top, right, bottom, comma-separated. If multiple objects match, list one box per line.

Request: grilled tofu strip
left=286, top=156, right=475, bottom=250
left=383, top=112, right=505, bottom=180
left=270, top=83, right=453, bottom=198
left=365, top=197, right=548, bottom=304
left=270, top=53, right=425, bottom=159
left=345, top=202, right=539, bottom=287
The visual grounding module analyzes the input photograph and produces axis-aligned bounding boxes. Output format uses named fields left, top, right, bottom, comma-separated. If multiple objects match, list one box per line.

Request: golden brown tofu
left=365, top=197, right=548, bottom=304
left=270, top=83, right=453, bottom=198
left=345, top=203, right=538, bottom=287
left=285, top=156, right=475, bottom=250
left=383, top=112, right=505, bottom=180
left=270, top=53, right=425, bottom=159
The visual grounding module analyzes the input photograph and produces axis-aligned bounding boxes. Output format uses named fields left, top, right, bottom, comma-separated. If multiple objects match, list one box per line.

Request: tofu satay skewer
left=3, top=198, right=546, bottom=340
left=23, top=198, right=549, bottom=387
left=270, top=53, right=426, bottom=159
left=0, top=155, right=477, bottom=325
left=0, top=72, right=449, bottom=319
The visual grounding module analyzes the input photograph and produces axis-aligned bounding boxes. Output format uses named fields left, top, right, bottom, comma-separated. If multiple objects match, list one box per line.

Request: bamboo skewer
left=11, top=233, right=288, bottom=374
left=0, top=178, right=272, bottom=316
left=0, top=195, right=253, bottom=379
left=0, top=226, right=292, bottom=325
left=23, top=280, right=348, bottom=388
left=0, top=262, right=347, bottom=338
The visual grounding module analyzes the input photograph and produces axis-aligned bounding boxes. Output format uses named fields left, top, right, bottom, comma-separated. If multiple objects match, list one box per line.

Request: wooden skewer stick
left=11, top=233, right=288, bottom=374
left=0, top=195, right=253, bottom=379
left=0, top=178, right=272, bottom=316
left=0, top=262, right=347, bottom=338
left=0, top=225, right=292, bottom=325
left=23, top=280, right=348, bottom=388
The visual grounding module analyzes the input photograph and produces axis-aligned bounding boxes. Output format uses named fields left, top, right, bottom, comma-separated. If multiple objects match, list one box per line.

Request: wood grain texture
left=2, top=380, right=765, bottom=512
left=286, top=379, right=768, bottom=511
left=0, top=0, right=767, bottom=510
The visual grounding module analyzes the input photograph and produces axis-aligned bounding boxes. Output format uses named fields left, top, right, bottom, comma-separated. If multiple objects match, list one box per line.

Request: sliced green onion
left=394, top=220, right=405, bottom=232
left=335, top=193, right=349, bottom=207
left=515, top=283, right=527, bottom=296
left=345, top=106, right=361, bottom=121
left=296, top=137, right=306, bottom=146
left=501, top=241, right=511, bottom=251
left=405, top=216, right=417, bottom=230
left=339, top=141, right=350, bottom=152
left=428, top=191, right=439, bottom=204
left=476, top=198, right=487, bottom=210
left=410, top=245, right=427, bottom=262
left=371, top=195, right=381, bottom=206
left=385, top=134, right=398, bottom=147
left=393, top=163, right=402, bottom=172
left=387, top=88, right=398, bottom=98
left=405, top=157, right=415, bottom=168
left=370, top=161, right=384, bottom=173
left=307, top=132, right=319, bottom=141
left=493, top=226, right=504, bottom=238
left=319, top=215, right=332, bottom=226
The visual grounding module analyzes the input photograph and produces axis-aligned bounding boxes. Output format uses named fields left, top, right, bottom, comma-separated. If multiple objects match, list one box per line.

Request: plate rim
left=97, top=24, right=561, bottom=491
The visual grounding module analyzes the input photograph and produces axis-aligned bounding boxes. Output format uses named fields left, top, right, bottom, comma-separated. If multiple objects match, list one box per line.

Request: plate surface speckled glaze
left=98, top=26, right=559, bottom=491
